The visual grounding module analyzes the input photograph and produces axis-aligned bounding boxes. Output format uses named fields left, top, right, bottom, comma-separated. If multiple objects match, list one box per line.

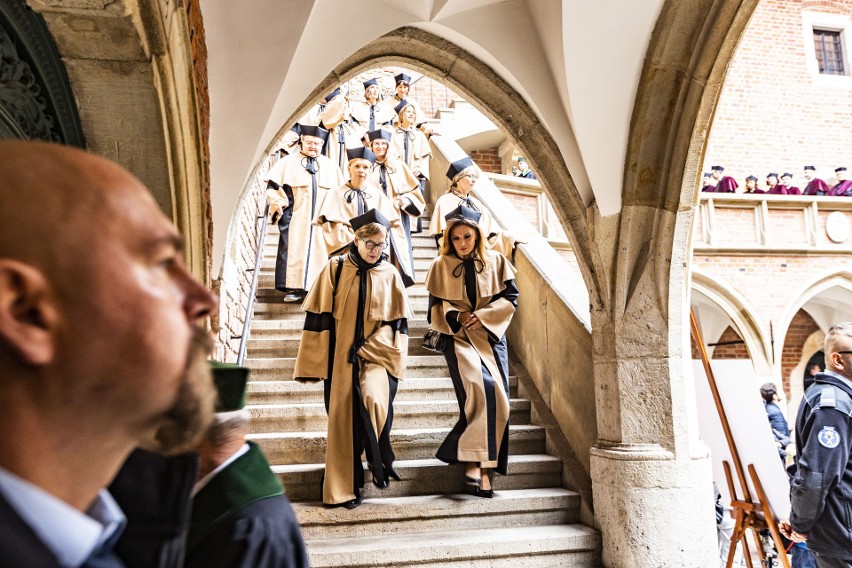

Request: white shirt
left=192, top=442, right=250, bottom=495
left=0, top=466, right=126, bottom=567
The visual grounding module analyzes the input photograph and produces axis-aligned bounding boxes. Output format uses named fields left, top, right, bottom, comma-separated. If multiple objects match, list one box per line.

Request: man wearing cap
left=803, top=166, right=829, bottom=196
left=294, top=213, right=411, bottom=508
left=744, top=175, right=764, bottom=194
left=184, top=363, right=308, bottom=568
left=766, top=172, right=781, bottom=194
left=279, top=89, right=342, bottom=157
left=350, top=78, right=394, bottom=142
left=368, top=128, right=424, bottom=282
left=513, top=157, right=537, bottom=180
left=780, top=323, right=852, bottom=567
left=317, top=147, right=414, bottom=286
left=828, top=168, right=852, bottom=197
left=0, top=140, right=218, bottom=567
left=701, top=172, right=716, bottom=192
left=430, top=156, right=518, bottom=257
left=710, top=165, right=738, bottom=193
left=775, top=173, right=802, bottom=195
left=266, top=124, right=345, bottom=303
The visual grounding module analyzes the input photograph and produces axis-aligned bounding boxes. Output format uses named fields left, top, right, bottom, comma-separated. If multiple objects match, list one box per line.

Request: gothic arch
left=691, top=270, right=772, bottom=375
left=777, top=269, right=852, bottom=344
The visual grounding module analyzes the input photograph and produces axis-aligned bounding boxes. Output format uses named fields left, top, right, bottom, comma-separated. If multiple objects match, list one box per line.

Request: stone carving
left=0, top=22, right=60, bottom=141
left=825, top=211, right=850, bottom=243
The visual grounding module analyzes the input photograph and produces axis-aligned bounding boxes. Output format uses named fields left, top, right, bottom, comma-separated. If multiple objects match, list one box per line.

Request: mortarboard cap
left=394, top=99, right=412, bottom=115
left=781, top=172, right=793, bottom=179
left=444, top=205, right=482, bottom=224
left=346, top=147, right=377, bottom=163
left=804, top=165, right=816, bottom=171
left=711, top=165, right=724, bottom=172
left=703, top=172, right=712, bottom=178
left=350, top=208, right=391, bottom=231
left=323, top=88, right=340, bottom=103
left=299, top=124, right=329, bottom=142
left=517, top=157, right=527, bottom=163
left=363, top=78, right=378, bottom=88
left=209, top=362, right=249, bottom=413
left=767, top=172, right=779, bottom=178
left=836, top=167, right=847, bottom=172
left=367, top=129, right=392, bottom=142
left=746, top=175, right=758, bottom=182
left=394, top=73, right=411, bottom=85
left=446, top=156, right=475, bottom=180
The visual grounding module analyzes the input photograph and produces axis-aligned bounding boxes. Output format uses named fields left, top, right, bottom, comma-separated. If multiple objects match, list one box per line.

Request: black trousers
left=814, top=551, right=852, bottom=568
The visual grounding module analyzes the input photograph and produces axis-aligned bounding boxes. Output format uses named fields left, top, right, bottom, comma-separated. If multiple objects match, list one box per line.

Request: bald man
left=781, top=322, right=852, bottom=568
left=0, top=140, right=218, bottom=568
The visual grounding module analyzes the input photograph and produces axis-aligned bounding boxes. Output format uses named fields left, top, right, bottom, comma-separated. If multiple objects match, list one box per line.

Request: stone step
left=305, top=523, right=600, bottom=567
left=275, top=454, right=563, bottom=501
left=246, top=355, right=450, bottom=380
left=247, top=375, right=518, bottom=404
left=252, top=278, right=429, bottom=301
left=247, top=335, right=440, bottom=358
left=250, top=422, right=538, bottom=464
left=293, top=487, right=580, bottom=539
left=252, top=298, right=429, bottom=317
left=261, top=244, right=437, bottom=260
left=248, top=320, right=433, bottom=341
left=248, top=398, right=531, bottom=432
left=258, top=257, right=435, bottom=273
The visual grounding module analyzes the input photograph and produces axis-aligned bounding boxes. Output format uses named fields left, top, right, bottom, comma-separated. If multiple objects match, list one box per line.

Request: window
left=813, top=29, right=845, bottom=75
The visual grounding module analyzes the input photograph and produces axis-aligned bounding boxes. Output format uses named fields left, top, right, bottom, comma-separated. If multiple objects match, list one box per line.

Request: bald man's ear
left=0, top=260, right=56, bottom=365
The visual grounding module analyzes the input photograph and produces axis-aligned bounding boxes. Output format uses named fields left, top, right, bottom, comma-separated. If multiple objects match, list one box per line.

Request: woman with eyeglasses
left=317, top=147, right=415, bottom=286
left=430, top=156, right=518, bottom=257
left=425, top=206, right=519, bottom=498
left=294, top=211, right=412, bottom=509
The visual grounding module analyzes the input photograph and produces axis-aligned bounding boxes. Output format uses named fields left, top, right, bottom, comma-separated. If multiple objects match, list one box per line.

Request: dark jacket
left=789, top=371, right=852, bottom=560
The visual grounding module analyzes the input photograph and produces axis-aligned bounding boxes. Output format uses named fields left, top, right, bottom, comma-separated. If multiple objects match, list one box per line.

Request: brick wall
left=713, top=326, right=751, bottom=359
left=780, top=309, right=821, bottom=396
left=703, top=0, right=852, bottom=191
left=470, top=148, right=501, bottom=173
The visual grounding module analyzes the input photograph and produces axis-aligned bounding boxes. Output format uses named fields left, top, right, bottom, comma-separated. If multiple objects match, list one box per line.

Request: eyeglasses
left=360, top=239, right=388, bottom=251
left=462, top=174, right=479, bottom=180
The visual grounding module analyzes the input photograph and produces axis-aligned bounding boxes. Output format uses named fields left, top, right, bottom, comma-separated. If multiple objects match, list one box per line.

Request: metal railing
left=234, top=200, right=270, bottom=366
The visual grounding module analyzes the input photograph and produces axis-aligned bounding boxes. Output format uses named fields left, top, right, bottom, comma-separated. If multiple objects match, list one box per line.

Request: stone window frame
left=802, top=11, right=852, bottom=87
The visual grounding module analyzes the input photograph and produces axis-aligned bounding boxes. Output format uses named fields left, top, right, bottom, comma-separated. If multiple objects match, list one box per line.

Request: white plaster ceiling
left=801, top=286, right=852, bottom=333
left=203, top=0, right=664, bottom=273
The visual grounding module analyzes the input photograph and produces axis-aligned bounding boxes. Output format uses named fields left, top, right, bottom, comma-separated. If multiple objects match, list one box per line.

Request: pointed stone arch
left=776, top=269, right=852, bottom=347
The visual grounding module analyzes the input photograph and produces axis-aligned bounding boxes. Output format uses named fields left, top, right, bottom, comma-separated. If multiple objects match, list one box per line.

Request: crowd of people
left=701, top=165, right=852, bottom=196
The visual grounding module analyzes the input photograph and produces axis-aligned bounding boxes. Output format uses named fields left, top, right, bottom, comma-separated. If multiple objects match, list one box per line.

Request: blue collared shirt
left=0, top=466, right=126, bottom=567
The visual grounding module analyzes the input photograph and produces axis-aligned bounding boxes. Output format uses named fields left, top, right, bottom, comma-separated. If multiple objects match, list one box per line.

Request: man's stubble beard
left=143, top=327, right=217, bottom=456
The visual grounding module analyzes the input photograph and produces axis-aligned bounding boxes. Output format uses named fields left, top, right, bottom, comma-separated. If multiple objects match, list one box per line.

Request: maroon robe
left=803, top=179, right=829, bottom=196
left=784, top=185, right=801, bottom=195
left=701, top=184, right=717, bottom=193
left=714, top=176, right=738, bottom=193
left=829, top=180, right=852, bottom=197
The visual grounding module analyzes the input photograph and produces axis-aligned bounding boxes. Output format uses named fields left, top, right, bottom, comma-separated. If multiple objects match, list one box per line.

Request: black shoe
left=464, top=475, right=481, bottom=487
left=467, top=484, right=493, bottom=498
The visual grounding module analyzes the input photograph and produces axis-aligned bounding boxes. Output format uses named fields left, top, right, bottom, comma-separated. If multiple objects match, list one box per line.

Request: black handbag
left=421, top=329, right=445, bottom=353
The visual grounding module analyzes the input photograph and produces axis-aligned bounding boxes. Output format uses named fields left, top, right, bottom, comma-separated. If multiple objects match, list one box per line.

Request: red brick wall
left=703, top=0, right=852, bottom=191
left=713, top=326, right=751, bottom=359
left=407, top=75, right=459, bottom=119
left=780, top=309, right=821, bottom=396
left=470, top=148, right=501, bottom=173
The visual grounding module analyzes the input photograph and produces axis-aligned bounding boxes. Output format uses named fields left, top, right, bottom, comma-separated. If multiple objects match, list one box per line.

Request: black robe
left=184, top=442, right=308, bottom=568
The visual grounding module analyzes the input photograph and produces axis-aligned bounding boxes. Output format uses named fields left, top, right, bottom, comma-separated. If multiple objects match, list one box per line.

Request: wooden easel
left=690, top=309, right=790, bottom=568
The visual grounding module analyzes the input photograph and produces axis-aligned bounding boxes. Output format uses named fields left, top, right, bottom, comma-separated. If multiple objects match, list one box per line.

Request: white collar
left=193, top=442, right=250, bottom=495
left=0, top=466, right=126, bottom=567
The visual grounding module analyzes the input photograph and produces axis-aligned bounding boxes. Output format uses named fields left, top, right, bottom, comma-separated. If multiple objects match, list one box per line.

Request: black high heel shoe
left=464, top=475, right=482, bottom=487
left=472, top=486, right=493, bottom=498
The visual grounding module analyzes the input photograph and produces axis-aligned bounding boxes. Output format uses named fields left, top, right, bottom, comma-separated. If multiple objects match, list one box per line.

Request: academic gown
left=294, top=251, right=411, bottom=505
left=829, top=180, right=852, bottom=196
left=390, top=125, right=432, bottom=181
left=769, top=185, right=801, bottom=195
left=319, top=95, right=360, bottom=173
left=349, top=99, right=394, bottom=141
left=430, top=190, right=518, bottom=257
left=425, top=251, right=518, bottom=475
left=184, top=442, right=308, bottom=568
left=804, top=179, right=829, bottom=195
left=265, top=151, right=345, bottom=292
left=316, top=182, right=415, bottom=287
left=714, top=176, right=739, bottom=193
left=370, top=157, right=425, bottom=281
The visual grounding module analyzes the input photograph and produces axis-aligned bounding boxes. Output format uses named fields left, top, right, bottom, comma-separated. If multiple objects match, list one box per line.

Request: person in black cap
left=430, top=155, right=518, bottom=256
left=829, top=167, right=852, bottom=197
left=184, top=363, right=308, bottom=568
left=780, top=172, right=802, bottom=195
left=710, top=165, right=738, bottom=193
left=279, top=88, right=344, bottom=157
left=803, top=166, right=828, bottom=196
left=316, top=88, right=359, bottom=173
left=265, top=124, right=345, bottom=302
left=294, top=213, right=411, bottom=508
left=367, top=128, right=425, bottom=281
left=513, top=156, right=537, bottom=180
left=743, top=175, right=764, bottom=194
left=700, top=172, right=716, bottom=192
left=390, top=98, right=432, bottom=227
left=350, top=78, right=394, bottom=143
left=316, top=147, right=415, bottom=286
left=766, top=172, right=781, bottom=194
left=424, top=207, right=519, bottom=498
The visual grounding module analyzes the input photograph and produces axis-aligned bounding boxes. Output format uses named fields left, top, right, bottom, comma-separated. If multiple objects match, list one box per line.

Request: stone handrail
left=696, top=193, right=852, bottom=253
left=428, top=136, right=596, bottom=513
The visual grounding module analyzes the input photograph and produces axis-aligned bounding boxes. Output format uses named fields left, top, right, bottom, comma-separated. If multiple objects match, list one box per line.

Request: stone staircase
left=244, top=222, right=600, bottom=567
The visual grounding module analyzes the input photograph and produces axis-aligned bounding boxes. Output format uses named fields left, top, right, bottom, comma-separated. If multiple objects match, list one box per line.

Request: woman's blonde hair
left=354, top=222, right=387, bottom=241
left=450, top=165, right=480, bottom=190
left=440, top=217, right=487, bottom=268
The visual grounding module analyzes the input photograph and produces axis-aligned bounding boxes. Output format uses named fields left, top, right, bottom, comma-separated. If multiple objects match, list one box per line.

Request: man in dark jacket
left=761, top=382, right=791, bottom=462
left=781, top=322, right=852, bottom=567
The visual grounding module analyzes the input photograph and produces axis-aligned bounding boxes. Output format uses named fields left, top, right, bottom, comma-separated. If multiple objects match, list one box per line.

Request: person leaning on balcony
left=429, top=156, right=518, bottom=257
left=425, top=206, right=519, bottom=499
left=779, top=172, right=802, bottom=195
left=710, top=165, right=738, bottom=193
left=828, top=167, right=852, bottom=197
left=780, top=322, right=852, bottom=568
left=766, top=172, right=781, bottom=194
left=701, top=172, right=716, bottom=192
left=803, top=166, right=829, bottom=196
left=293, top=212, right=411, bottom=509
left=265, top=124, right=345, bottom=303
left=743, top=175, right=765, bottom=194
